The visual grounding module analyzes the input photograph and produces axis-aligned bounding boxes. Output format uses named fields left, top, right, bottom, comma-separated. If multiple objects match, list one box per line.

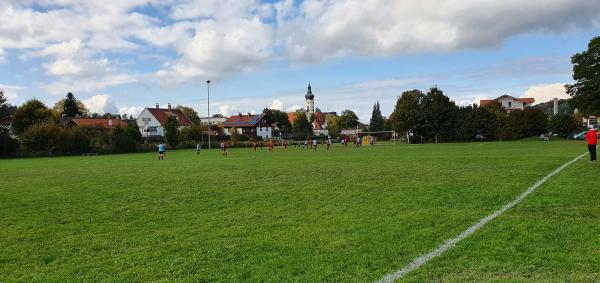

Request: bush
left=0, top=130, right=19, bottom=156
left=549, top=114, right=581, bottom=137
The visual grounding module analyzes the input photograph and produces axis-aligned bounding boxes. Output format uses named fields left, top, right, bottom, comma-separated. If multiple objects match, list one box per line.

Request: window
left=508, top=101, right=512, bottom=108
left=148, top=127, right=157, bottom=132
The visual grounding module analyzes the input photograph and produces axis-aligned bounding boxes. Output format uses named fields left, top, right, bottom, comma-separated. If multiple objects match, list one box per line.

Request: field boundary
left=376, top=152, right=587, bottom=283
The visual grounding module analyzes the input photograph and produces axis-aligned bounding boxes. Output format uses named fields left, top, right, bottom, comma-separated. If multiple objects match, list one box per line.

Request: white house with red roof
left=223, top=113, right=273, bottom=139
left=136, top=103, right=193, bottom=137
left=480, top=95, right=535, bottom=112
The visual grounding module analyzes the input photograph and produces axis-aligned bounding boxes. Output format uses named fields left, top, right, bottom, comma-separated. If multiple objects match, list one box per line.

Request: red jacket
left=585, top=129, right=597, bottom=145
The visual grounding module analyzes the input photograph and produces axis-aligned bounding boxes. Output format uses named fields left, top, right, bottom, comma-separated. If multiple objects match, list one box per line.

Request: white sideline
left=376, top=152, right=587, bottom=283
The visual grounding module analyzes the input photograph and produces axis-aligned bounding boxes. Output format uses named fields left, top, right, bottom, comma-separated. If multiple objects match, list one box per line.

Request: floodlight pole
left=207, top=80, right=211, bottom=150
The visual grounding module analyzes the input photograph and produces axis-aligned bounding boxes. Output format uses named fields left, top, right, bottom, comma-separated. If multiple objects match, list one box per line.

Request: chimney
left=155, top=103, right=159, bottom=109
left=553, top=98, right=558, bottom=115
left=168, top=103, right=171, bottom=110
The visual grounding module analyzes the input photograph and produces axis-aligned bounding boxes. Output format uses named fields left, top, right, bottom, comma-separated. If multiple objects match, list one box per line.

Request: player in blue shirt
left=157, top=143, right=166, bottom=160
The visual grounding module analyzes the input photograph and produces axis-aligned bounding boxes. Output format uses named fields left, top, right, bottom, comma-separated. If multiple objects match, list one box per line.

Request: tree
left=566, top=36, right=600, bottom=116
left=230, top=127, right=239, bottom=144
left=12, top=99, right=54, bottom=136
left=263, top=108, right=292, bottom=135
left=163, top=115, right=180, bottom=147
left=369, top=101, right=385, bottom=131
left=292, top=110, right=313, bottom=139
left=63, top=92, right=79, bottom=117
left=549, top=114, right=580, bottom=137
left=389, top=90, right=424, bottom=143
left=176, top=105, right=201, bottom=124
left=337, top=110, right=359, bottom=129
left=326, top=114, right=340, bottom=138
left=419, top=87, right=457, bottom=143
left=0, top=89, right=10, bottom=128
left=52, top=96, right=89, bottom=118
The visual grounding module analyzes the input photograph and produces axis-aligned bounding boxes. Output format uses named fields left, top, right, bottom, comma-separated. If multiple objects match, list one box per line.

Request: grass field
left=1, top=141, right=598, bottom=282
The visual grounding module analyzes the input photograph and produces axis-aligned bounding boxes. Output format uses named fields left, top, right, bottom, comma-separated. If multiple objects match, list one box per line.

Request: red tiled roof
left=148, top=108, right=192, bottom=126
left=71, top=118, right=128, bottom=129
left=224, top=113, right=265, bottom=128
left=479, top=99, right=493, bottom=106
left=516, top=98, right=535, bottom=104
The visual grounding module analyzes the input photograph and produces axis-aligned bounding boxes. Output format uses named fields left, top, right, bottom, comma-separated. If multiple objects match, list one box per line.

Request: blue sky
left=1, top=1, right=599, bottom=122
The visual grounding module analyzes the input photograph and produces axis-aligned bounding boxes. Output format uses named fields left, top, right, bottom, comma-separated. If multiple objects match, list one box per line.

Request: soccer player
left=157, top=142, right=165, bottom=160
left=312, top=138, right=318, bottom=151
left=220, top=141, right=228, bottom=157
left=195, top=143, right=201, bottom=155
left=284, top=140, right=289, bottom=150
left=326, top=138, right=332, bottom=150
left=304, top=139, right=308, bottom=149
left=585, top=126, right=597, bottom=162
left=252, top=141, right=257, bottom=151
left=268, top=139, right=274, bottom=151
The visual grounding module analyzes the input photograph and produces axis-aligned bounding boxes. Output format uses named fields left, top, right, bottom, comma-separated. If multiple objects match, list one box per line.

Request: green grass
left=0, top=141, right=597, bottom=282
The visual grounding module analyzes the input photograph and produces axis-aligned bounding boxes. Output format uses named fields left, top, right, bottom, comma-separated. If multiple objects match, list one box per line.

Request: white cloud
left=119, top=106, right=144, bottom=118
left=277, top=0, right=600, bottom=61
left=286, top=105, right=302, bottom=112
left=523, top=83, right=570, bottom=104
left=0, top=84, right=20, bottom=101
left=218, top=104, right=237, bottom=116
left=83, top=94, right=119, bottom=114
left=44, top=74, right=135, bottom=95
left=269, top=99, right=284, bottom=110
left=154, top=17, right=273, bottom=86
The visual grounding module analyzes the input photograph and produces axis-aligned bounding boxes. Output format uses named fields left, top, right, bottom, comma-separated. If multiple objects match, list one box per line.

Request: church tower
left=305, top=83, right=315, bottom=115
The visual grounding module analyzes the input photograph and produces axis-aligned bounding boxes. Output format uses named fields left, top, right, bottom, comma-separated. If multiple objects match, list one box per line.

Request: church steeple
left=304, top=83, right=315, bottom=114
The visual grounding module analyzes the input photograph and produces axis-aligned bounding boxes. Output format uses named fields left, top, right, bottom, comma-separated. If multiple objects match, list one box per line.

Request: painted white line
left=377, top=152, right=586, bottom=283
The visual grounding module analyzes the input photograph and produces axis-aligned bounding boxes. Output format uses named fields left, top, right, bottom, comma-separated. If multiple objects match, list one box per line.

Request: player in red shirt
left=221, top=141, right=228, bottom=157
left=268, top=139, right=274, bottom=152
left=585, top=127, right=597, bottom=162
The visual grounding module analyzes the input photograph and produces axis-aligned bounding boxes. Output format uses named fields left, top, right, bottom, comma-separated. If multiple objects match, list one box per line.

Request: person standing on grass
left=585, top=126, right=597, bottom=162
left=196, top=143, right=201, bottom=155
left=220, top=141, right=228, bottom=157
left=326, top=138, right=332, bottom=150
left=268, top=139, right=274, bottom=152
left=312, top=138, right=318, bottom=151
left=157, top=142, right=166, bottom=160
left=252, top=141, right=257, bottom=151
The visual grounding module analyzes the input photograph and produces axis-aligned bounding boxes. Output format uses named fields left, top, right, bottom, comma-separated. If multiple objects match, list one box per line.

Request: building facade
left=136, top=103, right=193, bottom=137
left=480, top=95, right=535, bottom=112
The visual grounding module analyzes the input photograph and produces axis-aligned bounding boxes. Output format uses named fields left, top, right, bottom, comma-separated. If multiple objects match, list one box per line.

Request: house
left=67, top=118, right=129, bottom=129
left=223, top=113, right=273, bottom=139
left=480, top=95, right=535, bottom=112
left=286, top=83, right=332, bottom=136
left=199, top=114, right=227, bottom=125
left=136, top=103, right=193, bottom=137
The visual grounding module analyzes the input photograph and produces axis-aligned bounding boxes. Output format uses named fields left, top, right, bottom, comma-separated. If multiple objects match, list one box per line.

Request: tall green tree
left=420, top=87, right=457, bottom=143
left=52, top=98, right=89, bottom=118
left=176, top=105, right=201, bottom=124
left=0, top=89, right=11, bottom=128
left=389, top=90, right=424, bottom=143
left=326, top=114, right=340, bottom=138
left=12, top=99, right=54, bottom=136
left=163, top=115, right=180, bottom=147
left=369, top=101, right=385, bottom=131
left=263, top=108, right=292, bottom=134
left=63, top=92, right=80, bottom=117
left=337, top=110, right=359, bottom=129
left=566, top=36, right=600, bottom=116
left=292, top=110, right=313, bottom=139
left=548, top=114, right=580, bottom=137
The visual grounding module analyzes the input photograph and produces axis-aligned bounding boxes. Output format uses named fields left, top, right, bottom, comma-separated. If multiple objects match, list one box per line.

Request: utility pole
left=207, top=80, right=211, bottom=150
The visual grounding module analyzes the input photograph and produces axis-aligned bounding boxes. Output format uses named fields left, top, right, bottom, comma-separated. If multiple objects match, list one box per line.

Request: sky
left=1, top=0, right=599, bottom=122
